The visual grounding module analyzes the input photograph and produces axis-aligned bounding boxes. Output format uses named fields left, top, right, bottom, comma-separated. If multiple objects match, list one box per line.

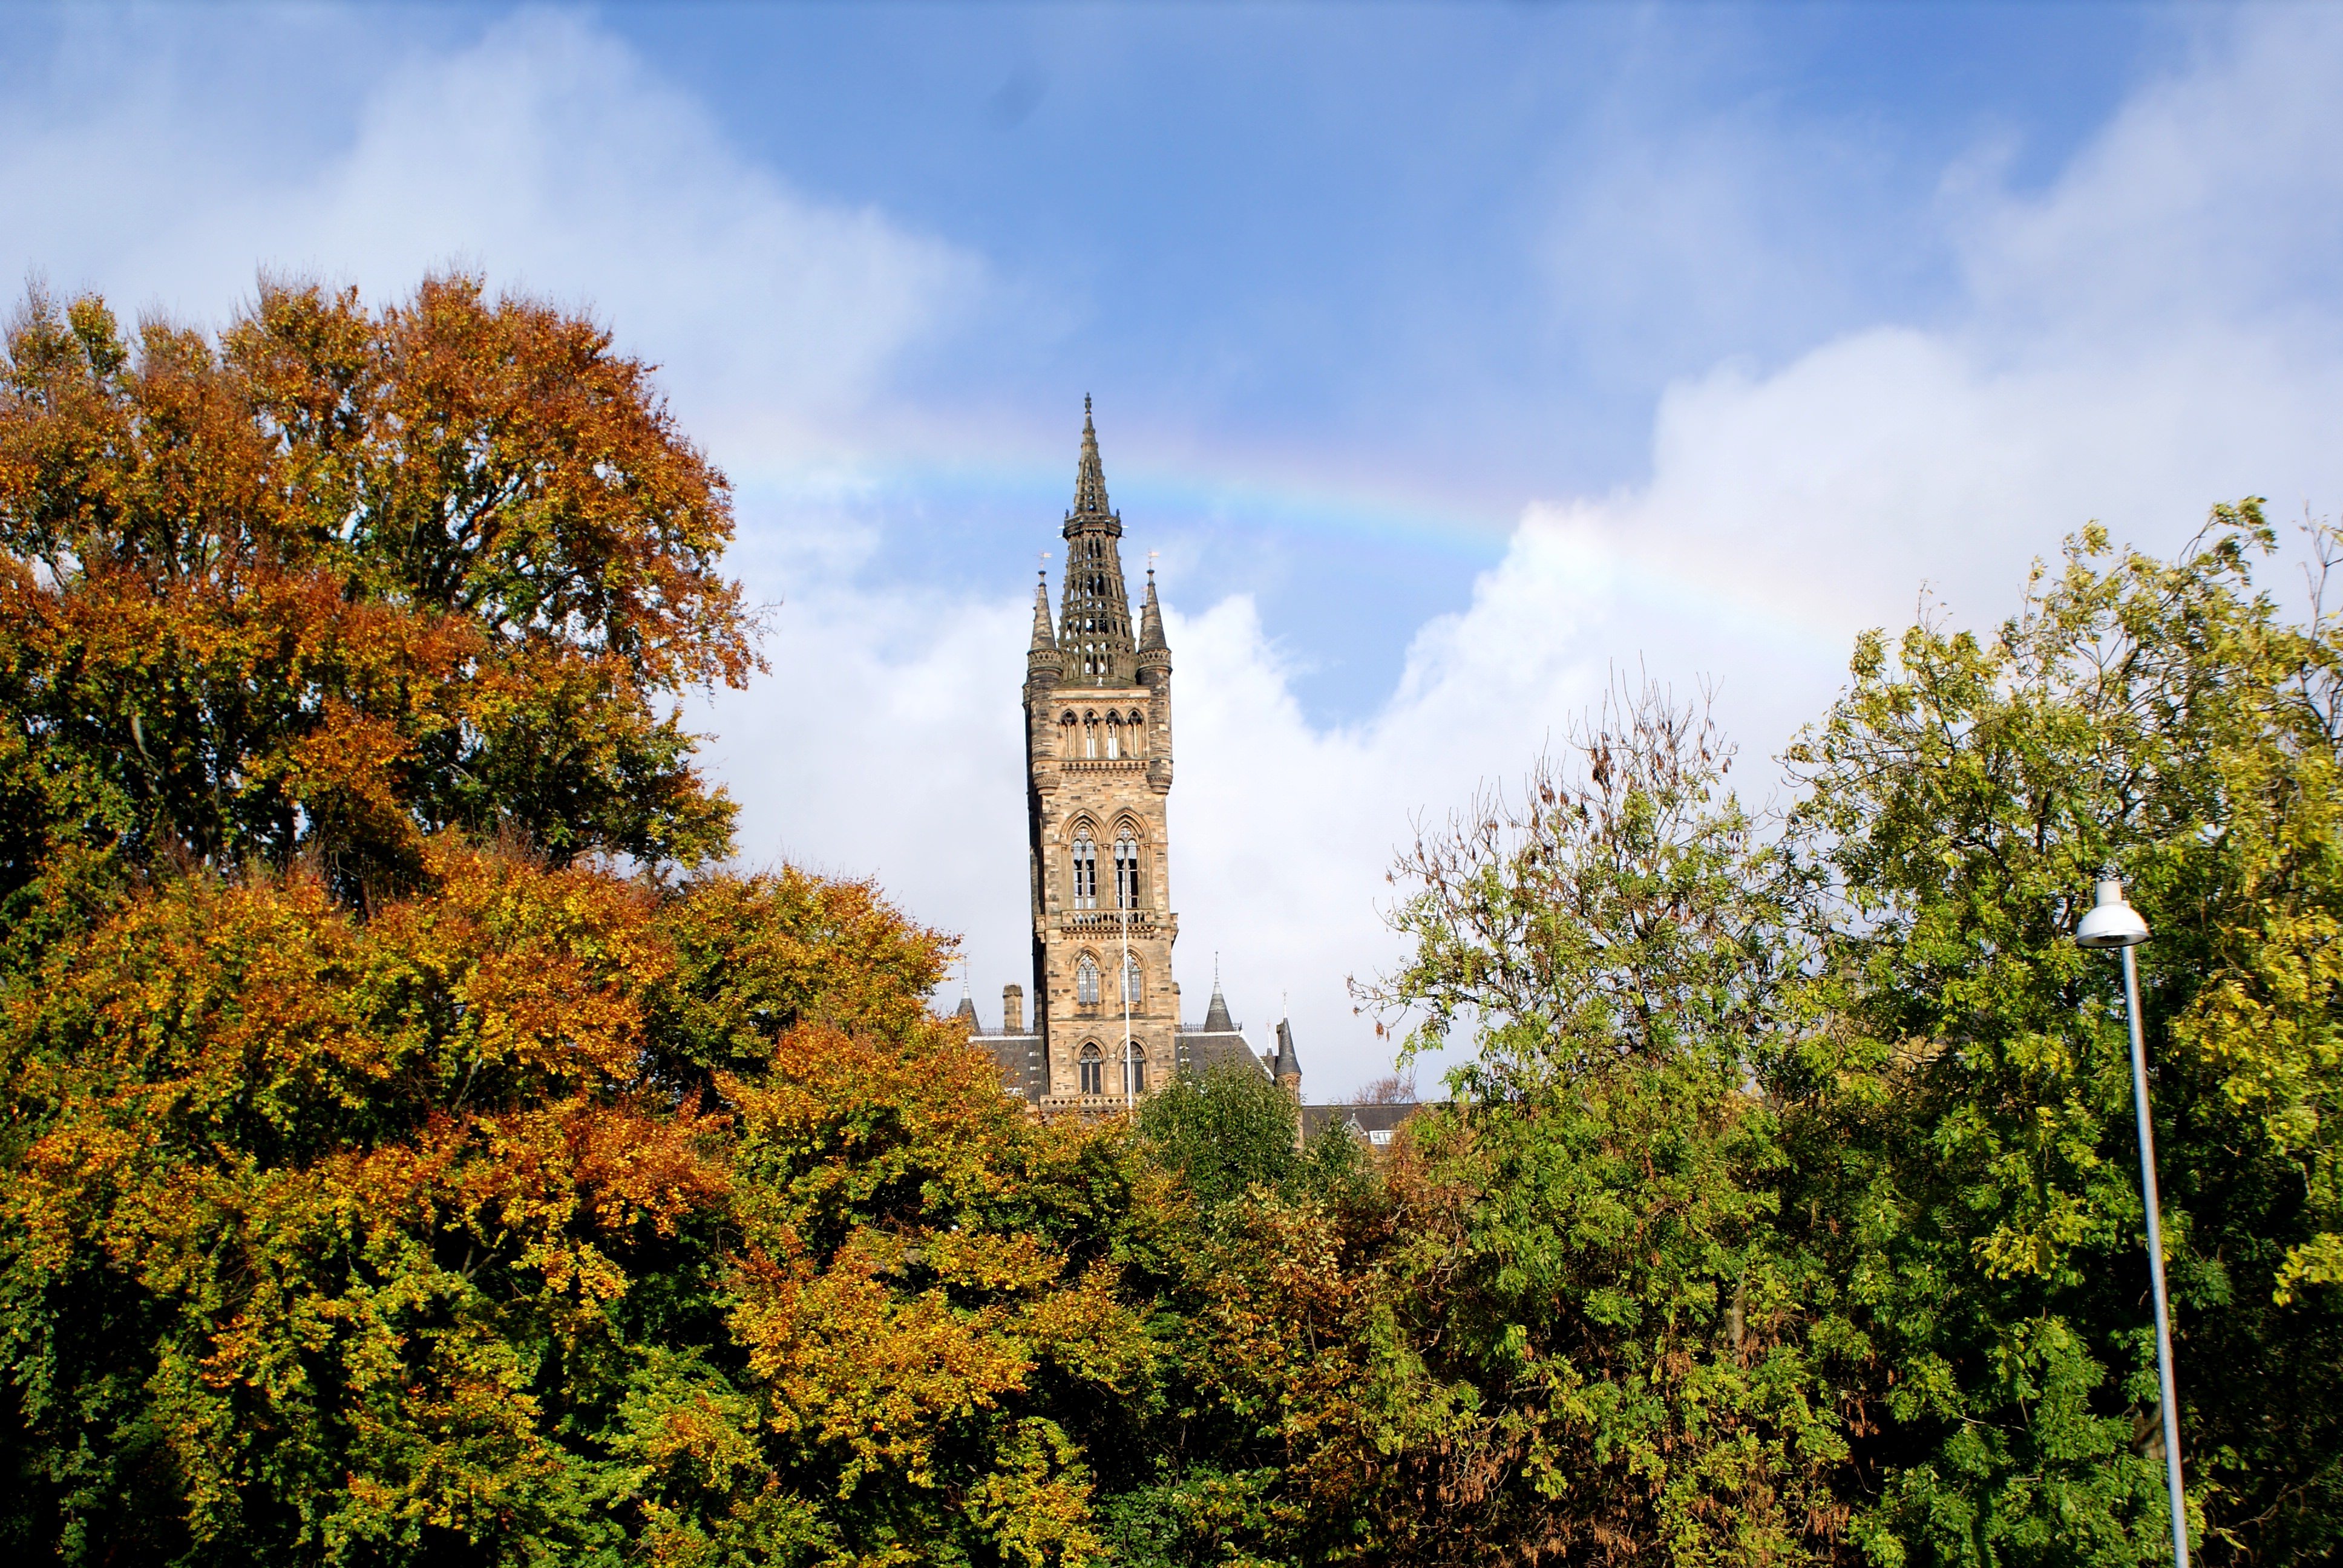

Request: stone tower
left=1024, top=400, right=1181, bottom=1108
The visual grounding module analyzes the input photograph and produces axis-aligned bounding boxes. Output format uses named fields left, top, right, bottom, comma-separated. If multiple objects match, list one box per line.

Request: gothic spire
left=1138, top=565, right=1168, bottom=657
left=1070, top=393, right=1113, bottom=520
left=1201, top=979, right=1235, bottom=1034
left=1058, top=397, right=1136, bottom=684
left=1029, top=571, right=1057, bottom=653
left=1273, top=1018, right=1300, bottom=1085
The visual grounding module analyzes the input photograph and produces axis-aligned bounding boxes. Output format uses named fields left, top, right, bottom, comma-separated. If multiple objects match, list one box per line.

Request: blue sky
left=6, top=3, right=2341, bottom=1091
left=595, top=0, right=2171, bottom=717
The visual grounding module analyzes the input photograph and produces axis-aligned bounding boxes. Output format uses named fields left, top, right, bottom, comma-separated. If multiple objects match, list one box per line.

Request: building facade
left=971, top=401, right=1273, bottom=1109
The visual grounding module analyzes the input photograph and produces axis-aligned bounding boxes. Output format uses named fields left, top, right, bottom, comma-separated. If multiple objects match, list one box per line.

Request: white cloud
left=0, top=9, right=981, bottom=463
left=10, top=7, right=2343, bottom=1098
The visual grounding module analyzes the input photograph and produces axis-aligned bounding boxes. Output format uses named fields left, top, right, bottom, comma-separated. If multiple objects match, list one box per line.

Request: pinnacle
left=1138, top=567, right=1168, bottom=656
left=1029, top=572, right=1058, bottom=656
left=1068, top=397, right=1115, bottom=524
left=1055, top=398, right=1136, bottom=678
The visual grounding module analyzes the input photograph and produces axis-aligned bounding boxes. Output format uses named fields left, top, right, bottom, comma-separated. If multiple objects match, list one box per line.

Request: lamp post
left=2074, top=877, right=2187, bottom=1568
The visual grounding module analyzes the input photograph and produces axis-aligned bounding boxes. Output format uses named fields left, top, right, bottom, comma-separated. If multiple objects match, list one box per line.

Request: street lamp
left=2075, top=877, right=2188, bottom=1568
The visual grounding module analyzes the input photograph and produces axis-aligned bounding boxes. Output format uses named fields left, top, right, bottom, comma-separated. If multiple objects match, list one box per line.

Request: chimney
left=1003, top=984, right=1025, bottom=1034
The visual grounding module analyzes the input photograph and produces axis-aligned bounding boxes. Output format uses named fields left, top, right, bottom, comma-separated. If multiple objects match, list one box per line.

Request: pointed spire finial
left=1138, top=558, right=1168, bottom=658
left=1201, top=969, right=1236, bottom=1034
left=1069, top=397, right=1113, bottom=520
left=1058, top=397, right=1135, bottom=676
left=1029, top=571, right=1058, bottom=656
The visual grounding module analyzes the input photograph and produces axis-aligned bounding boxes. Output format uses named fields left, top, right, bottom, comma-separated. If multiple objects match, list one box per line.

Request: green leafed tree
left=1781, top=509, right=2343, bottom=1566
left=1351, top=684, right=1866, bottom=1566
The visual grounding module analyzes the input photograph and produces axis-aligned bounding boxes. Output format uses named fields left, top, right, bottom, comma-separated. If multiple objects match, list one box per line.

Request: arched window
left=1122, top=1040, right=1147, bottom=1096
left=1075, top=953, right=1101, bottom=1006
left=1079, top=1043, right=1104, bottom=1096
left=1059, top=711, right=1077, bottom=756
left=1070, top=833, right=1097, bottom=909
left=1122, top=951, right=1142, bottom=1005
left=1083, top=711, right=1099, bottom=759
left=1113, top=833, right=1141, bottom=910
left=1104, top=714, right=1120, bottom=759
left=1124, top=710, right=1145, bottom=755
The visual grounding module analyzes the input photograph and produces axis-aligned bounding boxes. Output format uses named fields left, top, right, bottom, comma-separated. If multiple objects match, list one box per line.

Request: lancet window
left=1122, top=1041, right=1147, bottom=1096
left=1075, top=954, right=1101, bottom=1007
left=1122, top=950, right=1142, bottom=1005
left=1113, top=834, right=1141, bottom=910
left=1104, top=714, right=1120, bottom=759
left=1070, top=833, right=1098, bottom=909
left=1078, top=1043, right=1104, bottom=1096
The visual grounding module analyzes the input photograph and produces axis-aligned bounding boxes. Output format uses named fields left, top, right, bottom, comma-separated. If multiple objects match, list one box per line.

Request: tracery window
left=1075, top=954, right=1101, bottom=1006
left=1104, top=714, right=1120, bottom=759
left=1071, top=833, right=1098, bottom=909
left=1060, top=711, right=1077, bottom=756
left=1084, top=712, right=1099, bottom=759
left=1079, top=1043, right=1104, bottom=1096
left=1122, top=1041, right=1147, bottom=1096
left=1113, top=833, right=1141, bottom=910
left=1122, top=951, right=1142, bottom=1005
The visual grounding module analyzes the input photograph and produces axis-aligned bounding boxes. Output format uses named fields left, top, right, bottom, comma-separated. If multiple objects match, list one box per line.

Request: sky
left=5, top=1, right=2342, bottom=1094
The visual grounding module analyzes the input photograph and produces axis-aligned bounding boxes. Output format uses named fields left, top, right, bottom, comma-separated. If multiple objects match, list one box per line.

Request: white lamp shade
left=2075, top=878, right=2151, bottom=949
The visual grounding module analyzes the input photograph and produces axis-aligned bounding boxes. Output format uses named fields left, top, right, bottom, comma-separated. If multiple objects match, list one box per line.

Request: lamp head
left=2074, top=877, right=2151, bottom=949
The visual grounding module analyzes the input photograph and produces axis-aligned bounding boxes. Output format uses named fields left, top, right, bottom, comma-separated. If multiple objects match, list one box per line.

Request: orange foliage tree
left=1, top=844, right=1181, bottom=1564
left=0, top=278, right=1214, bottom=1567
left=0, top=275, right=754, bottom=921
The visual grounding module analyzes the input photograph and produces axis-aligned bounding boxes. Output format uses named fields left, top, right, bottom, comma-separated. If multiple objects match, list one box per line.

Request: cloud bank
left=7, top=7, right=2342, bottom=1094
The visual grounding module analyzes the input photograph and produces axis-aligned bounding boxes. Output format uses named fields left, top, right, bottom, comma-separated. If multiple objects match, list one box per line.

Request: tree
left=1351, top=684, right=1861, bottom=1566
left=0, top=275, right=1186, bottom=1567
left=1137, top=1063, right=1306, bottom=1212
left=1781, top=510, right=2343, bottom=1566
left=0, top=843, right=1181, bottom=1566
left=0, top=276, right=755, bottom=924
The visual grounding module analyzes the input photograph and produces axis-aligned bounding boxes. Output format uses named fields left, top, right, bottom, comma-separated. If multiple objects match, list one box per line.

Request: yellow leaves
left=2274, top=1231, right=2343, bottom=1305
left=4, top=274, right=757, bottom=895
left=1017, top=1259, right=1155, bottom=1395
left=968, top=1418, right=1102, bottom=1568
left=1970, top=1185, right=2101, bottom=1282
left=0, top=818, right=1176, bottom=1561
left=662, top=869, right=957, bottom=1053
left=2179, top=906, right=2343, bottom=1156
left=731, top=1234, right=1033, bottom=1486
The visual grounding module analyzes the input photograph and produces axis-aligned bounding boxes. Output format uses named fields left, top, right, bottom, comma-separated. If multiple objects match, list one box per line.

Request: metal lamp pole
left=2075, top=877, right=2187, bottom=1568
left=1120, top=901, right=1134, bottom=1112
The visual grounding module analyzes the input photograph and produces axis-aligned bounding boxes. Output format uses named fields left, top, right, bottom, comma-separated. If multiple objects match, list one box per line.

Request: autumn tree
left=0, top=278, right=1187, bottom=1567
left=0, top=275, right=754, bottom=924
left=0, top=844, right=1189, bottom=1566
